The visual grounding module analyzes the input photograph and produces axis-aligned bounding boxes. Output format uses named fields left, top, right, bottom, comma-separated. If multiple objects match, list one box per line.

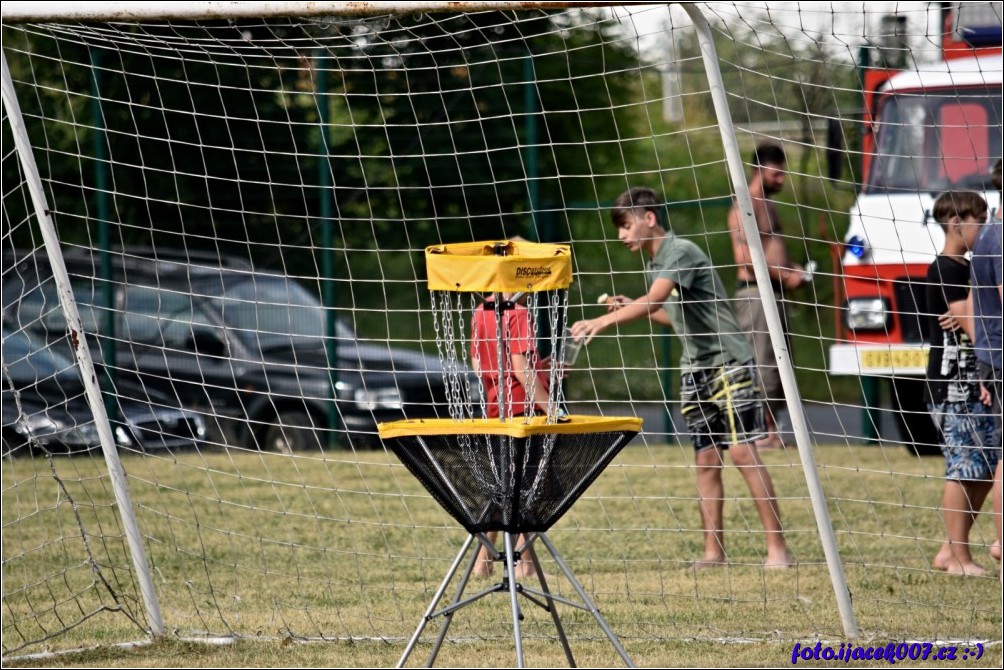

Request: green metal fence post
left=316, top=52, right=340, bottom=446
left=90, top=47, right=117, bottom=421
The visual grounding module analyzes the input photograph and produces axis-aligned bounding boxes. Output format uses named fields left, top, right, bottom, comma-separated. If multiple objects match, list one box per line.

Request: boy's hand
left=780, top=264, right=807, bottom=290
left=538, top=355, right=570, bottom=378
left=597, top=293, right=631, bottom=312
left=980, top=383, right=992, bottom=407
left=570, top=318, right=604, bottom=345
left=938, top=311, right=961, bottom=332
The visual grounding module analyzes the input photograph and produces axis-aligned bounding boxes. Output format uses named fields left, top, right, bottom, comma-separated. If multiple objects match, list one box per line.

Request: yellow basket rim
left=377, top=415, right=642, bottom=439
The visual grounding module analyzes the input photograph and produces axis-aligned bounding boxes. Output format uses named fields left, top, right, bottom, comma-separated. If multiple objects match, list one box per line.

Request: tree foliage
left=712, top=15, right=860, bottom=126
left=4, top=10, right=651, bottom=259
left=3, top=10, right=864, bottom=403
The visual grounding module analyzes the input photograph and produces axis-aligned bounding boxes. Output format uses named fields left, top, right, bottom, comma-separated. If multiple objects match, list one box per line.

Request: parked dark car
left=2, top=329, right=206, bottom=455
left=3, top=248, right=455, bottom=452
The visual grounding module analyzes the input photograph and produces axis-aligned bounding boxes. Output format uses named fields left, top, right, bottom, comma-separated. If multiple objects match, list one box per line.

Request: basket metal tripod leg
left=396, top=530, right=635, bottom=668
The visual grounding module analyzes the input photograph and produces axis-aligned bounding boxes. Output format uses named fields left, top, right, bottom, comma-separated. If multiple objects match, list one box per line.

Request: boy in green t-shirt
left=571, top=187, right=793, bottom=569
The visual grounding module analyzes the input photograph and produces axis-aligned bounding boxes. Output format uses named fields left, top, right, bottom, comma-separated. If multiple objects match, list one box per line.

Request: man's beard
left=762, top=181, right=783, bottom=197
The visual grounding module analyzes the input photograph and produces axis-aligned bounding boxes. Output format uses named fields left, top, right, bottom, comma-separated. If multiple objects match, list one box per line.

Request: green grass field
left=3, top=443, right=1001, bottom=667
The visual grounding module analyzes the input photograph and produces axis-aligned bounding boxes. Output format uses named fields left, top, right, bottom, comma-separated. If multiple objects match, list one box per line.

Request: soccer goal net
left=2, top=1, right=1001, bottom=663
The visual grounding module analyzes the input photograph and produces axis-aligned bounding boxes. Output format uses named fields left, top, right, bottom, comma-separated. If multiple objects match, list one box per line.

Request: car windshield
left=867, top=86, right=1002, bottom=194
left=213, top=275, right=354, bottom=352
left=2, top=330, right=79, bottom=385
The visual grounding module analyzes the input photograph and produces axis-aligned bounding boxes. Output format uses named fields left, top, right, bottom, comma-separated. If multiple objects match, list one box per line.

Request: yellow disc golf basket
left=378, top=240, right=642, bottom=668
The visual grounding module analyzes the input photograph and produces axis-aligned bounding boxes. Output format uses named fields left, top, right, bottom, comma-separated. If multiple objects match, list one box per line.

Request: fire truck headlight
left=846, top=235, right=870, bottom=260
left=846, top=298, right=889, bottom=331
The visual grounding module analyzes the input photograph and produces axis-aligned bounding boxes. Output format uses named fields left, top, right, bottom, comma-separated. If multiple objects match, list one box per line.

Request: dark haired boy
left=925, top=190, right=998, bottom=576
left=571, top=187, right=793, bottom=569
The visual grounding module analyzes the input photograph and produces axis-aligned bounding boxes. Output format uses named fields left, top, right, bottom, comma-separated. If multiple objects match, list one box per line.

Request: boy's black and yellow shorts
left=680, top=361, right=766, bottom=451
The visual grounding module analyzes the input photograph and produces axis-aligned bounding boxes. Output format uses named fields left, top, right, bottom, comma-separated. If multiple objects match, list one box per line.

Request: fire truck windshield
left=866, top=86, right=1002, bottom=194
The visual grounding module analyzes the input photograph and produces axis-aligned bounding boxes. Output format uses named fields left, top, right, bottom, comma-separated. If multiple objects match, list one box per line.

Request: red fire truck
left=828, top=3, right=1002, bottom=453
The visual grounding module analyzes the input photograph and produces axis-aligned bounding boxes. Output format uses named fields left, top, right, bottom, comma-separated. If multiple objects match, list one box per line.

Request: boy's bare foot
left=688, top=557, right=727, bottom=570
left=513, top=560, right=552, bottom=580
left=764, top=550, right=795, bottom=570
left=934, top=546, right=987, bottom=575
left=472, top=559, right=493, bottom=578
left=991, top=541, right=1001, bottom=561
left=755, top=436, right=786, bottom=450
left=941, top=558, right=987, bottom=576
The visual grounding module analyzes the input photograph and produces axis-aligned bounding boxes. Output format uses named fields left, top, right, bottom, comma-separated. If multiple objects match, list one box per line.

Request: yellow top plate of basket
left=425, top=240, right=572, bottom=293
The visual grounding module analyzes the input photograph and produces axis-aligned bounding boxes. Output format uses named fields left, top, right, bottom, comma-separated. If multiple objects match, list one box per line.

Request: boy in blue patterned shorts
left=925, top=190, right=999, bottom=577
left=571, top=187, right=793, bottom=569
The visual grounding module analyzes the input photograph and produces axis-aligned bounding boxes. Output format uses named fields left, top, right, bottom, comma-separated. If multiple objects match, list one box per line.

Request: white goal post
left=2, top=1, right=1001, bottom=663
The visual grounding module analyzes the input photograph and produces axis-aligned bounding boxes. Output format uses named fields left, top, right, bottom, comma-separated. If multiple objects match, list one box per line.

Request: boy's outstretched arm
left=571, top=277, right=674, bottom=344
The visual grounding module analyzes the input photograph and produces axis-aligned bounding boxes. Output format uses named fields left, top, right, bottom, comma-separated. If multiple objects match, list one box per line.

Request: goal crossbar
left=0, top=1, right=622, bottom=23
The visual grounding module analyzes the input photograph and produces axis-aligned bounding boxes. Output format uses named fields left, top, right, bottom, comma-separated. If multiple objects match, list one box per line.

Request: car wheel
left=260, top=412, right=324, bottom=454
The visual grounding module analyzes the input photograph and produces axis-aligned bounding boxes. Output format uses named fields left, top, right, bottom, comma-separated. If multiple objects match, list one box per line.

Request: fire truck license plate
left=860, top=349, right=928, bottom=369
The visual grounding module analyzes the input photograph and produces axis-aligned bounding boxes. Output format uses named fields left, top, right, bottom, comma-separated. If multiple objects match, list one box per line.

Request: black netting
left=384, top=429, right=635, bottom=533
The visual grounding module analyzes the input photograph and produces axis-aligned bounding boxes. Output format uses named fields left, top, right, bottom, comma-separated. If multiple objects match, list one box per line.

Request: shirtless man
left=728, top=142, right=807, bottom=450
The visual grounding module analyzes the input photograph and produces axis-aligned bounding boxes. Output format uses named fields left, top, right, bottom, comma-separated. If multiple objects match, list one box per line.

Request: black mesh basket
left=378, top=416, right=641, bottom=533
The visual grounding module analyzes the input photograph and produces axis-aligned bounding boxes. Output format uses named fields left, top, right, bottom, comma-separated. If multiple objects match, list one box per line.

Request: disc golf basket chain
left=378, top=240, right=642, bottom=668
